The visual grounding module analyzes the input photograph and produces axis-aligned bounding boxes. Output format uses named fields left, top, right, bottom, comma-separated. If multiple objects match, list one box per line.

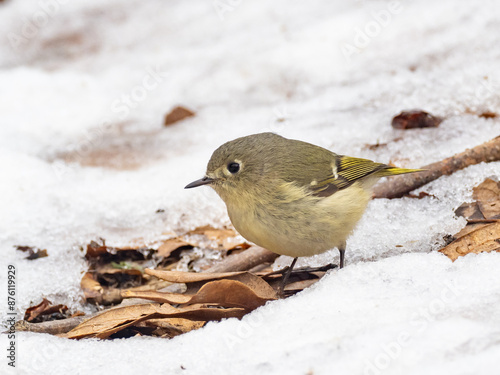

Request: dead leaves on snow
left=440, top=178, right=500, bottom=261
left=63, top=303, right=244, bottom=340
left=64, top=270, right=278, bottom=339
left=63, top=264, right=330, bottom=339
left=19, top=225, right=325, bottom=340
left=24, top=298, right=70, bottom=323
left=81, top=226, right=249, bottom=305
left=15, top=245, right=48, bottom=260
left=391, top=109, right=443, bottom=129
left=157, top=225, right=249, bottom=258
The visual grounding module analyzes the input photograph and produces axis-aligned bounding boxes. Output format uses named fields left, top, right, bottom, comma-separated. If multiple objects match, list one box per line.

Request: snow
left=1, top=0, right=500, bottom=374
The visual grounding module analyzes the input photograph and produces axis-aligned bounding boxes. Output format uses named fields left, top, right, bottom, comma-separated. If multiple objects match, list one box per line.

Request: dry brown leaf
left=478, top=111, right=498, bottom=119
left=64, top=303, right=245, bottom=339
left=173, top=304, right=247, bottom=321
left=122, top=279, right=173, bottom=292
left=189, top=279, right=275, bottom=309
left=192, top=225, right=236, bottom=238
left=473, top=178, right=500, bottom=219
left=145, top=269, right=246, bottom=283
left=157, top=238, right=192, bottom=257
left=224, top=272, right=278, bottom=300
left=63, top=303, right=170, bottom=339
left=24, top=298, right=51, bottom=321
left=391, top=110, right=443, bottom=129
left=85, top=239, right=150, bottom=259
left=455, top=202, right=485, bottom=221
left=15, top=246, right=48, bottom=260
left=122, top=290, right=191, bottom=305
left=24, top=298, right=68, bottom=322
left=190, top=225, right=249, bottom=251
left=136, top=318, right=204, bottom=337
left=440, top=221, right=500, bottom=261
left=98, top=266, right=143, bottom=276
left=81, top=272, right=103, bottom=300
left=155, top=226, right=248, bottom=258
left=85, top=239, right=110, bottom=258
left=222, top=237, right=251, bottom=251
left=123, top=278, right=276, bottom=310
left=453, top=223, right=487, bottom=239
left=164, top=106, right=195, bottom=126
left=81, top=272, right=123, bottom=305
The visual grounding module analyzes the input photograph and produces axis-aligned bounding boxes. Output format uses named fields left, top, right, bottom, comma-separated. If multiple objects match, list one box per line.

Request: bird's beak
left=185, top=176, right=215, bottom=189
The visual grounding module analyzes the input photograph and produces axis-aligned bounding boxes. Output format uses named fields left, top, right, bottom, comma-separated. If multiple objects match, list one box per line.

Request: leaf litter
left=18, top=225, right=324, bottom=340
left=440, top=178, right=500, bottom=261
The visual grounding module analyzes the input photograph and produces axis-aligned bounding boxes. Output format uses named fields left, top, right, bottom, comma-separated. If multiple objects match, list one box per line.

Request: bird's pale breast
left=225, top=181, right=372, bottom=258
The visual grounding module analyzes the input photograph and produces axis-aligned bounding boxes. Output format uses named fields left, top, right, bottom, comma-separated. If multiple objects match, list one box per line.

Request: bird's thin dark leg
left=278, top=257, right=298, bottom=296
left=338, top=243, right=346, bottom=269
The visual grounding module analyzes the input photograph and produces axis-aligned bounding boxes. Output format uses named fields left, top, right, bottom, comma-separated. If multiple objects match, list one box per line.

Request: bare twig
left=373, top=136, right=500, bottom=199
left=206, top=246, right=278, bottom=273
left=15, top=316, right=88, bottom=335
left=154, top=246, right=277, bottom=295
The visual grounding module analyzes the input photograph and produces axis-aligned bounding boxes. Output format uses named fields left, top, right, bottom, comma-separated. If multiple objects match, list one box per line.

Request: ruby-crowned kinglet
left=186, top=133, right=420, bottom=291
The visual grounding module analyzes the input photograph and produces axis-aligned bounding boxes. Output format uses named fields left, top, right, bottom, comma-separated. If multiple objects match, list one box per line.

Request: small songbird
left=186, top=133, right=420, bottom=293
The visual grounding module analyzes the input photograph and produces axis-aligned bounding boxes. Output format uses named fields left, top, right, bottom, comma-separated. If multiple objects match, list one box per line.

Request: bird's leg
left=278, top=257, right=298, bottom=297
left=338, top=242, right=346, bottom=269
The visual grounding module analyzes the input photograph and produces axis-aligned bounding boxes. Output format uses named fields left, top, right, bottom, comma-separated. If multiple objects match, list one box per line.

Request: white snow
left=1, top=0, right=500, bottom=374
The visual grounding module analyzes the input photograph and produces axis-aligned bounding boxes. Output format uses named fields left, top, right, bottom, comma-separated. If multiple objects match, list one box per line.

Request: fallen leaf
left=101, top=265, right=144, bottom=276
left=478, top=111, right=498, bottom=119
left=81, top=272, right=106, bottom=303
left=473, top=178, right=500, bottom=219
left=63, top=303, right=172, bottom=339
left=81, top=272, right=123, bottom=305
left=136, top=318, right=205, bottom=338
left=26, top=249, right=48, bottom=260
left=155, top=226, right=249, bottom=258
left=145, top=269, right=246, bottom=283
left=122, top=290, right=191, bottom=305
left=15, top=245, right=34, bottom=252
left=157, top=238, right=192, bottom=258
left=64, top=303, right=245, bottom=339
left=455, top=202, right=485, bottom=221
left=24, top=298, right=68, bottom=322
left=224, top=272, right=277, bottom=300
left=453, top=223, right=487, bottom=240
left=15, top=246, right=48, bottom=260
left=189, top=225, right=249, bottom=251
left=440, top=221, right=500, bottom=261
left=85, top=239, right=150, bottom=259
left=191, top=279, right=274, bottom=309
left=85, top=239, right=109, bottom=258
left=391, top=110, right=443, bottom=129
left=123, top=278, right=276, bottom=310
left=164, top=106, right=195, bottom=126
left=24, top=299, right=51, bottom=321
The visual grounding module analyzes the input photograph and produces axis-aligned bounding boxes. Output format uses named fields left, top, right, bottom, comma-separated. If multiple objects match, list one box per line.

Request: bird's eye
left=227, top=162, right=240, bottom=174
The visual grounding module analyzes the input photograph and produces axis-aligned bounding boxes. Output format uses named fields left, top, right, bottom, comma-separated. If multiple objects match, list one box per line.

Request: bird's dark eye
left=227, top=162, right=240, bottom=174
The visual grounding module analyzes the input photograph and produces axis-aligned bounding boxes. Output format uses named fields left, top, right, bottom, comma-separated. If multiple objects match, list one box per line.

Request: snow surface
left=1, top=0, right=500, bottom=374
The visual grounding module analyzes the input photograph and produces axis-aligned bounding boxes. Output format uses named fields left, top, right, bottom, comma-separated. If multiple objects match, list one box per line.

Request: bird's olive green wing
left=308, top=155, right=387, bottom=198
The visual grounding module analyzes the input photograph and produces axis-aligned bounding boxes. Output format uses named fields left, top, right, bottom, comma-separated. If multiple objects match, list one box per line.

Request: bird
left=185, top=132, right=420, bottom=294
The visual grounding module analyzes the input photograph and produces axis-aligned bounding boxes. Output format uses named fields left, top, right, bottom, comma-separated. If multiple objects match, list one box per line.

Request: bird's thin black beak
left=185, top=176, right=215, bottom=189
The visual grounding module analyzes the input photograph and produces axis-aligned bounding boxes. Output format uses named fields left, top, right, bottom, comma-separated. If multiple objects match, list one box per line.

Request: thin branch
left=373, top=135, right=500, bottom=199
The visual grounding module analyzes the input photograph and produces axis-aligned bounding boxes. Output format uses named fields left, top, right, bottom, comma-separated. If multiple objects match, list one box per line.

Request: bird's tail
left=375, top=166, right=423, bottom=177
